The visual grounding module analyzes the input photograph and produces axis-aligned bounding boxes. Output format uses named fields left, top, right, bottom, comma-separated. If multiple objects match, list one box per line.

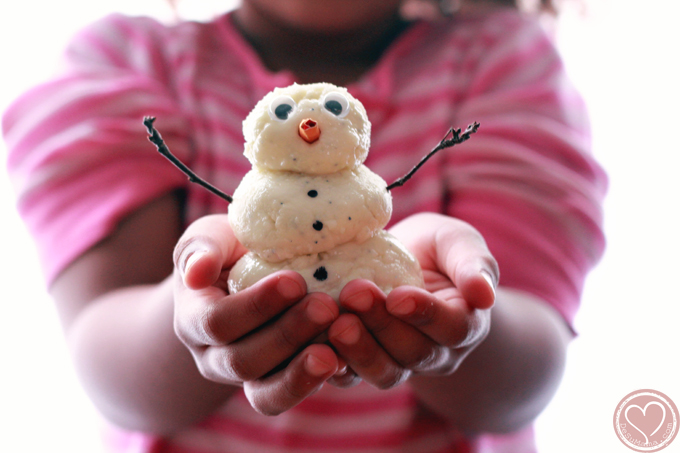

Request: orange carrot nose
left=299, top=118, right=320, bottom=143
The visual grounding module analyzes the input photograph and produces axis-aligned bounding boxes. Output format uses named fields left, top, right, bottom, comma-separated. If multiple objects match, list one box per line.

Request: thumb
left=174, top=214, right=247, bottom=289
left=389, top=213, right=499, bottom=309
left=434, top=220, right=499, bottom=310
left=455, top=265, right=497, bottom=310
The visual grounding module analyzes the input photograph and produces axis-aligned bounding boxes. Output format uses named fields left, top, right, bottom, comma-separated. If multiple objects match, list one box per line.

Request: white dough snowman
left=144, top=82, right=478, bottom=301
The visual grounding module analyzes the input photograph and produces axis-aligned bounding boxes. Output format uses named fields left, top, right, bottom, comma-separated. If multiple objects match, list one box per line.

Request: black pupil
left=325, top=100, right=343, bottom=116
left=274, top=103, right=293, bottom=120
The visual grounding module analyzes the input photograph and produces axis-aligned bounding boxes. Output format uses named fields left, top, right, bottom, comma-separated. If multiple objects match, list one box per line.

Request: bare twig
left=386, top=122, right=480, bottom=191
left=144, top=117, right=233, bottom=203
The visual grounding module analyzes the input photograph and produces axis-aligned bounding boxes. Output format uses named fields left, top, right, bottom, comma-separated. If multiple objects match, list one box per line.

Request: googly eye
left=322, top=92, right=350, bottom=118
left=268, top=95, right=297, bottom=121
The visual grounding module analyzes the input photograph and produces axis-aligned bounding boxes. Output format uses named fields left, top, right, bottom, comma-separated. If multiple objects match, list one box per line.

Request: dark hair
left=491, top=0, right=558, bottom=13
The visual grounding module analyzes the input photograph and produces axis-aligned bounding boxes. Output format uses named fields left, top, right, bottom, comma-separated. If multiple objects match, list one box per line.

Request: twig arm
left=386, top=122, right=480, bottom=192
left=144, top=117, right=233, bottom=204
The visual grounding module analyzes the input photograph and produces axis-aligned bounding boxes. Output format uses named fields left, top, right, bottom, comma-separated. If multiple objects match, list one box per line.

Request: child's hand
left=328, top=213, right=498, bottom=389
left=172, top=214, right=341, bottom=415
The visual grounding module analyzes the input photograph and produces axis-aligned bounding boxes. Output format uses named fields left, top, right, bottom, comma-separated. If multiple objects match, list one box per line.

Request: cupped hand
left=172, top=214, right=341, bottom=415
left=328, top=212, right=498, bottom=389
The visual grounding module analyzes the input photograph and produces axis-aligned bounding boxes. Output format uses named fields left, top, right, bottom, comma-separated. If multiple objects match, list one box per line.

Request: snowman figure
left=145, top=82, right=478, bottom=301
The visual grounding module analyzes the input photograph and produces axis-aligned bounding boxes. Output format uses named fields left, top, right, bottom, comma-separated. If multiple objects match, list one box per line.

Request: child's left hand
left=328, top=212, right=498, bottom=389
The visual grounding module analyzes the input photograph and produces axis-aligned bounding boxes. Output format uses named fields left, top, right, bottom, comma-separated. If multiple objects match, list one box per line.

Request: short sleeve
left=446, top=12, right=607, bottom=326
left=2, top=14, right=191, bottom=285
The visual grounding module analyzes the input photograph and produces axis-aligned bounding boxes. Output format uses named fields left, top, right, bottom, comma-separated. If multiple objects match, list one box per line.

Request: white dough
left=229, top=165, right=392, bottom=262
left=228, top=82, right=424, bottom=301
left=243, top=84, right=370, bottom=174
left=228, top=231, right=424, bottom=301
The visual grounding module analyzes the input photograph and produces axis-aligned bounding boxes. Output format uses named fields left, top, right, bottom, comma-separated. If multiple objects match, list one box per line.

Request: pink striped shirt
left=3, top=7, right=606, bottom=453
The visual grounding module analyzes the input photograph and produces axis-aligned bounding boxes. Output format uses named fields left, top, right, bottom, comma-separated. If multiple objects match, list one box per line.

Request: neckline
left=215, top=11, right=435, bottom=103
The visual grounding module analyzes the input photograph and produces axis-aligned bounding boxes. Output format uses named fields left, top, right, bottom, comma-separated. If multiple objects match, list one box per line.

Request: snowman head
left=243, top=83, right=371, bottom=174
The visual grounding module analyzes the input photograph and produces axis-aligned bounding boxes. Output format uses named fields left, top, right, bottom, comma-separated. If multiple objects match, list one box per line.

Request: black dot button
left=313, top=266, right=328, bottom=281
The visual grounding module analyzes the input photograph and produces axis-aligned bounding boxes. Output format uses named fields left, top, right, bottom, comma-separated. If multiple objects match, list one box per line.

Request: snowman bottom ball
left=227, top=230, right=424, bottom=301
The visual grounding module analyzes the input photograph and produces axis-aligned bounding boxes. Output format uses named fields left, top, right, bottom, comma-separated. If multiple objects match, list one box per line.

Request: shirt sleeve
left=446, top=12, right=607, bottom=326
left=3, top=14, right=191, bottom=285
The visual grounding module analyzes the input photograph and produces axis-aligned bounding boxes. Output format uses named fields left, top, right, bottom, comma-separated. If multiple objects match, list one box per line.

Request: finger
left=432, top=220, right=498, bottom=309
left=390, top=213, right=498, bottom=309
left=328, top=314, right=411, bottom=390
left=174, top=271, right=307, bottom=347
left=244, top=344, right=338, bottom=416
left=339, top=280, right=448, bottom=372
left=174, top=214, right=248, bottom=289
left=386, top=285, right=490, bottom=349
left=326, top=357, right=362, bottom=388
left=327, top=366, right=362, bottom=388
left=198, top=292, right=338, bottom=382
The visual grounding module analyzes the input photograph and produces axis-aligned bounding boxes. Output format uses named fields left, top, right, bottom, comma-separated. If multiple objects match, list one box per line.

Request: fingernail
left=183, top=250, right=207, bottom=276
left=345, top=290, right=373, bottom=312
left=334, top=321, right=360, bottom=345
left=305, top=354, right=334, bottom=377
left=480, top=269, right=496, bottom=297
left=335, top=357, right=348, bottom=376
left=307, top=298, right=337, bottom=325
left=389, top=297, right=416, bottom=316
left=277, top=276, right=305, bottom=299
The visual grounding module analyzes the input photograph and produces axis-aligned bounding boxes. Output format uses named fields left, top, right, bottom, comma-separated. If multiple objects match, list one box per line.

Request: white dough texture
left=242, top=83, right=370, bottom=174
left=228, top=230, right=424, bottom=301
left=229, top=81, right=424, bottom=301
left=228, top=165, right=392, bottom=262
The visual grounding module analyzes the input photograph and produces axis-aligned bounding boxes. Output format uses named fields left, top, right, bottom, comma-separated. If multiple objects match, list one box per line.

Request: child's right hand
left=172, top=214, right=341, bottom=415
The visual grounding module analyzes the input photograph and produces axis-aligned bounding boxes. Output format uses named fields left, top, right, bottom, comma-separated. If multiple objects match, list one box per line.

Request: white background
left=1, top=1, right=678, bottom=451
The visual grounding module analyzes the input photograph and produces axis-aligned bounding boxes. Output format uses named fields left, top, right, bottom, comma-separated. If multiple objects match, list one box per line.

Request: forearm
left=408, top=287, right=572, bottom=434
left=66, top=276, right=238, bottom=434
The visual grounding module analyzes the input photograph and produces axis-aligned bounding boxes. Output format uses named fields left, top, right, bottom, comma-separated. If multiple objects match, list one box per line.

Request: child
left=2, top=0, right=606, bottom=451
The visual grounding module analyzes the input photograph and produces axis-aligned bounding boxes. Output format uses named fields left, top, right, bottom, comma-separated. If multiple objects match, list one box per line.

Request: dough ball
left=242, top=83, right=370, bottom=174
left=229, top=165, right=392, bottom=262
left=227, top=230, right=424, bottom=301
